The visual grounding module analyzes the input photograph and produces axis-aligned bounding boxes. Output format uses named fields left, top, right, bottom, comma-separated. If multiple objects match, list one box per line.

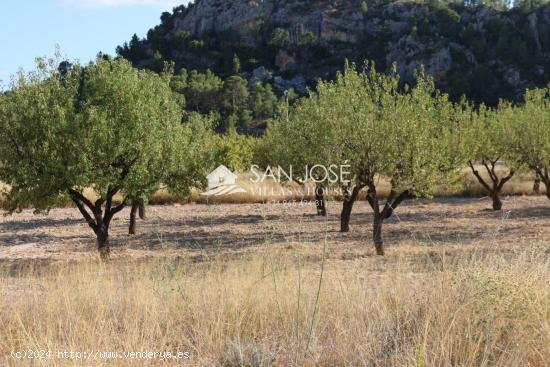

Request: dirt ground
left=0, top=196, right=548, bottom=267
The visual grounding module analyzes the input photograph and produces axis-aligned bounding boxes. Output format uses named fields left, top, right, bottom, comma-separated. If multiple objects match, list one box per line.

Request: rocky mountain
left=117, top=0, right=550, bottom=105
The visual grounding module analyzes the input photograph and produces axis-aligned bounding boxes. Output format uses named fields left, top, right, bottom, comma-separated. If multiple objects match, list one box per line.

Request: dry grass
left=0, top=245, right=548, bottom=366
left=0, top=191, right=548, bottom=366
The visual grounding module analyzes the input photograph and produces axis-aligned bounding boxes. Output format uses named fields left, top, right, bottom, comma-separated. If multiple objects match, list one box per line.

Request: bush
left=268, top=27, right=290, bottom=48
left=212, top=132, right=257, bottom=172
left=298, top=31, right=317, bottom=46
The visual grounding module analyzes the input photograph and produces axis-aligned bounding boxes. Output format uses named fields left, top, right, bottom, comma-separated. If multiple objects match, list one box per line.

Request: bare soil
left=1, top=196, right=548, bottom=267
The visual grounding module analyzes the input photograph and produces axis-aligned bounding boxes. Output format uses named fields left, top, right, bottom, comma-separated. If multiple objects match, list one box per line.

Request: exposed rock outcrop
left=119, top=0, right=550, bottom=105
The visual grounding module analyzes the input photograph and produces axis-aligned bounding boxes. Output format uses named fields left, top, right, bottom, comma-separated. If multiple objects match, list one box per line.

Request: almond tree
left=262, top=63, right=468, bottom=254
left=164, top=112, right=218, bottom=202
left=501, top=86, right=550, bottom=200
left=0, top=57, right=185, bottom=259
left=257, top=93, right=341, bottom=216
left=127, top=113, right=216, bottom=235
left=467, top=105, right=516, bottom=210
left=330, top=64, right=469, bottom=254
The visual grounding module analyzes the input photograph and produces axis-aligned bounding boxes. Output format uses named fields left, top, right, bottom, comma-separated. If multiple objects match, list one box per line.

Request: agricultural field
left=0, top=192, right=548, bottom=263
left=1, top=195, right=549, bottom=366
left=1, top=5, right=549, bottom=364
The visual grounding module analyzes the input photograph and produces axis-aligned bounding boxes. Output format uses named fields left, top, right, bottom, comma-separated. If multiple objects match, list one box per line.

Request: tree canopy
left=465, top=104, right=517, bottom=210
left=0, top=57, right=194, bottom=259
left=262, top=63, right=470, bottom=254
left=501, top=85, right=550, bottom=200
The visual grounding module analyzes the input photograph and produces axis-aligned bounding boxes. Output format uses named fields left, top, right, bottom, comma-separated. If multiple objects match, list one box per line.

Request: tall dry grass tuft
left=1, top=246, right=548, bottom=366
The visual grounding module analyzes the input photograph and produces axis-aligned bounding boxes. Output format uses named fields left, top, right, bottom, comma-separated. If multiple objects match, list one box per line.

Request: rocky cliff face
left=120, top=0, right=550, bottom=104
left=175, top=0, right=365, bottom=45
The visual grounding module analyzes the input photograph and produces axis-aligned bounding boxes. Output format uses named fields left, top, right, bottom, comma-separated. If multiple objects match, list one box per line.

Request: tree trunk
left=542, top=178, right=550, bottom=201
left=315, top=185, right=327, bottom=216
left=96, top=227, right=110, bottom=261
left=69, top=188, right=125, bottom=261
left=373, top=214, right=384, bottom=256
left=468, top=161, right=512, bottom=211
left=491, top=192, right=503, bottom=211
left=535, top=169, right=550, bottom=201
left=340, top=199, right=353, bottom=232
left=138, top=203, right=146, bottom=219
left=533, top=175, right=541, bottom=194
left=129, top=203, right=139, bottom=235
left=340, top=184, right=364, bottom=232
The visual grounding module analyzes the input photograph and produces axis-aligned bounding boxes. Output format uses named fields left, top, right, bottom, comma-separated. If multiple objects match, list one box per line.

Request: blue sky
left=0, top=0, right=190, bottom=89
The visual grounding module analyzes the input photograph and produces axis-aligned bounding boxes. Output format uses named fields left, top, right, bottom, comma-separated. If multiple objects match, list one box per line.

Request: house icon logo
left=201, top=165, right=247, bottom=197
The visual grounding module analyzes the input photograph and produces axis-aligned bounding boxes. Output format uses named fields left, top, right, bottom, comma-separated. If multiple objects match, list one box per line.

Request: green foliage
left=515, top=0, right=549, bottom=11
left=262, top=62, right=469, bottom=251
left=185, top=69, right=224, bottom=113
left=334, top=64, right=466, bottom=195
left=361, top=1, right=369, bottom=14
left=467, top=106, right=503, bottom=164
left=115, top=1, right=550, bottom=110
left=169, top=68, right=188, bottom=94
left=268, top=28, right=290, bottom=48
left=263, top=62, right=468, bottom=193
left=152, top=50, right=165, bottom=72
left=189, top=39, right=205, bottom=50
left=222, top=75, right=249, bottom=114
left=500, top=86, right=550, bottom=185
left=116, top=34, right=146, bottom=61
left=174, top=30, right=191, bottom=42
left=232, top=53, right=241, bottom=74
left=464, top=102, right=518, bottom=207
left=164, top=113, right=217, bottom=199
left=239, top=109, right=254, bottom=131
left=168, top=69, right=281, bottom=133
left=0, top=56, right=205, bottom=253
left=250, top=83, right=278, bottom=120
left=212, top=131, right=257, bottom=172
left=258, top=90, right=339, bottom=183
left=495, top=25, right=530, bottom=66
left=437, top=6, right=461, bottom=36
left=0, top=58, right=84, bottom=211
left=298, top=32, right=317, bottom=46
left=410, top=15, right=431, bottom=37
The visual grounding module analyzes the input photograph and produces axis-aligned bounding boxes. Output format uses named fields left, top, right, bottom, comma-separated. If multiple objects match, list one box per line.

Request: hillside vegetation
left=116, top=0, right=550, bottom=131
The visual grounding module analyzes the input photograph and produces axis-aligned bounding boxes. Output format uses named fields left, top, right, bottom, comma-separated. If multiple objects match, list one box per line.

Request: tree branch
left=468, top=161, right=492, bottom=194
left=365, top=182, right=379, bottom=215
left=68, top=189, right=95, bottom=212
left=482, top=161, right=498, bottom=185
left=497, top=170, right=515, bottom=191
left=69, top=192, right=98, bottom=233
left=382, top=190, right=411, bottom=219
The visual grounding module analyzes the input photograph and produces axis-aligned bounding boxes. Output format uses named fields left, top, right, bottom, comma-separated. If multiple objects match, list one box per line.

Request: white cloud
left=60, top=0, right=184, bottom=8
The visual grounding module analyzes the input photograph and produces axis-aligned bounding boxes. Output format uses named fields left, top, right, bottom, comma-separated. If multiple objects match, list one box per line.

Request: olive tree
left=466, top=105, right=516, bottom=210
left=501, top=86, right=550, bottom=200
left=0, top=57, right=184, bottom=259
